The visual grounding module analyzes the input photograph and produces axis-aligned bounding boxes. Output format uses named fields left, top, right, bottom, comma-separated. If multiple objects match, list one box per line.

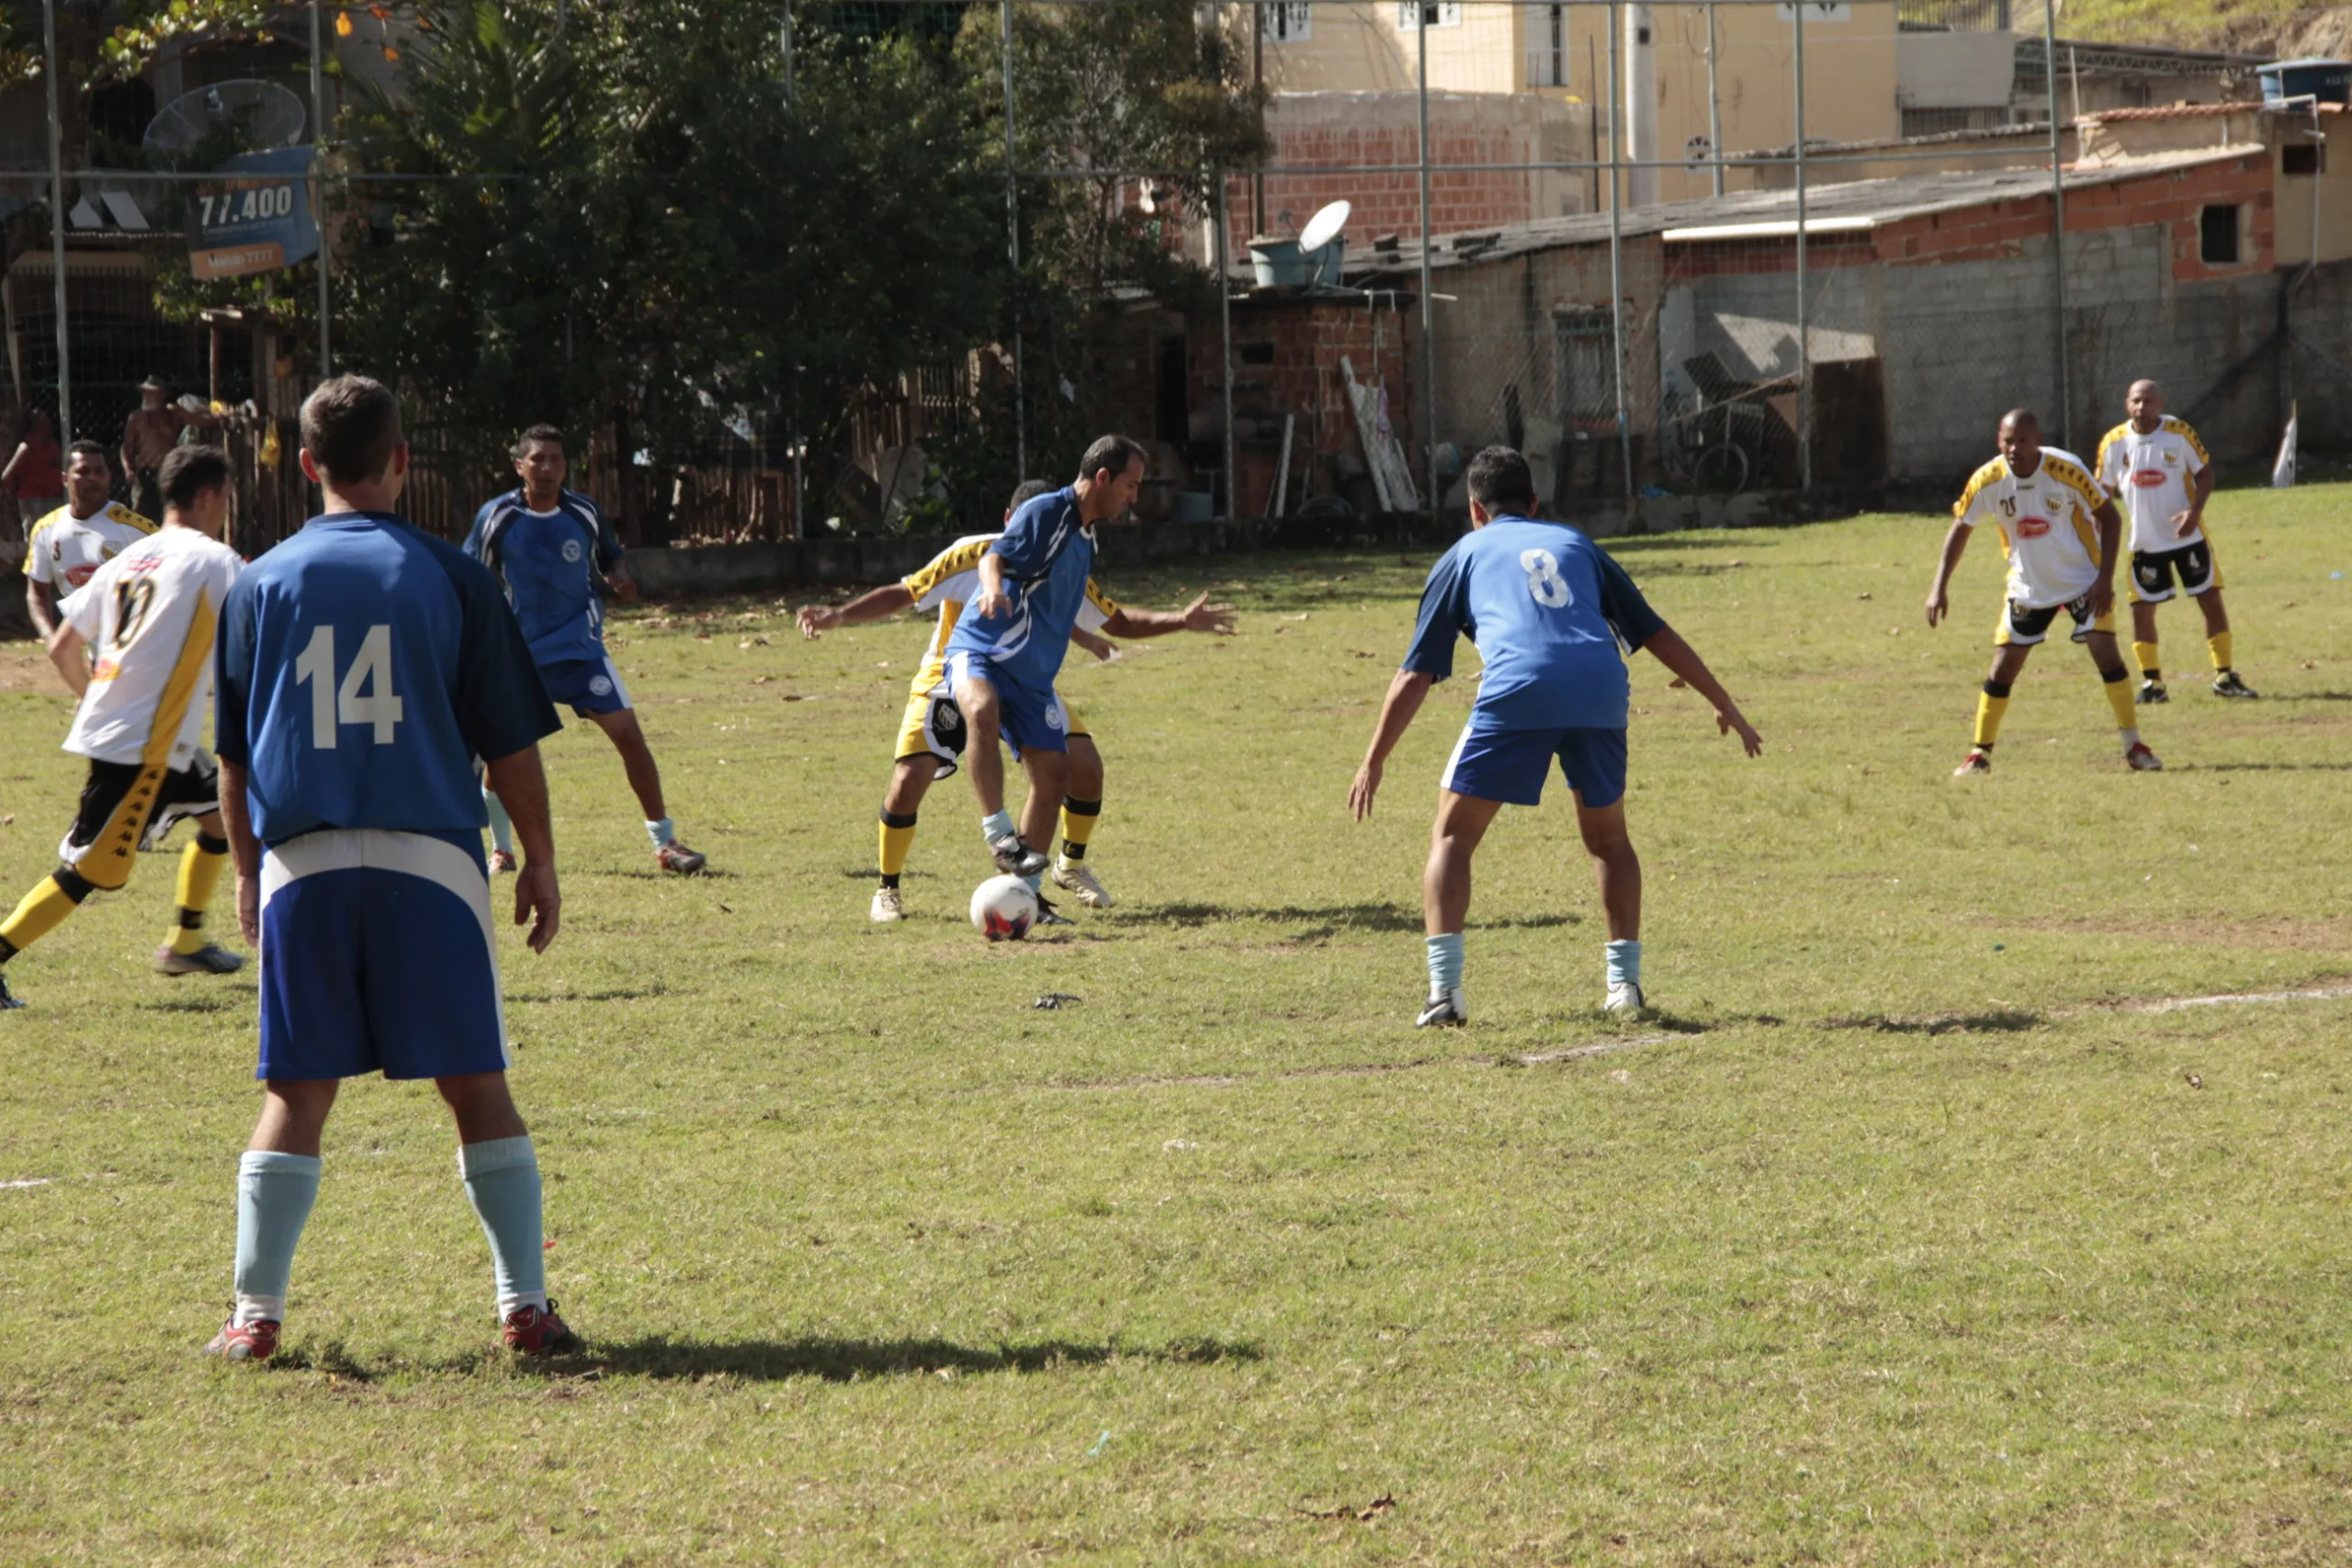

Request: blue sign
left=188, top=146, right=319, bottom=278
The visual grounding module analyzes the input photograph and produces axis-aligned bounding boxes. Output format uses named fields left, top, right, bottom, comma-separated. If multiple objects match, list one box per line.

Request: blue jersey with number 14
left=1401, top=517, right=1666, bottom=730
left=214, top=512, right=560, bottom=847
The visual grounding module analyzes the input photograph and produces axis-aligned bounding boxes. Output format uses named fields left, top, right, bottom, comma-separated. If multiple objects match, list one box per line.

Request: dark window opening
left=1238, top=340, right=1275, bottom=367
left=2199, top=204, right=2241, bottom=266
left=1154, top=336, right=1188, bottom=446
left=2284, top=142, right=2325, bottom=175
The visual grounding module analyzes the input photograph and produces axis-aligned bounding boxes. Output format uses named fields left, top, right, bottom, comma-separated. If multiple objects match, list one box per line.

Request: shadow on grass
left=507, top=986, right=676, bottom=1005
left=840, top=866, right=936, bottom=880
left=577, top=1335, right=1262, bottom=1382
left=140, top=990, right=250, bottom=1012
left=2181, top=759, right=2352, bottom=771
left=1140, top=901, right=1578, bottom=933
left=1823, top=1010, right=2041, bottom=1035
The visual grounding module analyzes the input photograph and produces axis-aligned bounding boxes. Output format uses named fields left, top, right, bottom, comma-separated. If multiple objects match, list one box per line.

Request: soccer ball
left=969, top=874, right=1038, bottom=942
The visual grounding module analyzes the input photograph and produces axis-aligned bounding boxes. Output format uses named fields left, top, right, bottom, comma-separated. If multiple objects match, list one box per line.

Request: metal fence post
left=1705, top=1, right=1724, bottom=198
left=999, top=0, right=1026, bottom=479
left=1416, top=3, right=1436, bottom=516
left=1607, top=0, right=1632, bottom=510
left=2044, top=0, right=2069, bottom=450
left=1794, top=0, right=1811, bottom=491
left=311, top=0, right=331, bottom=376
left=1217, top=169, right=1236, bottom=519
left=41, top=0, right=70, bottom=443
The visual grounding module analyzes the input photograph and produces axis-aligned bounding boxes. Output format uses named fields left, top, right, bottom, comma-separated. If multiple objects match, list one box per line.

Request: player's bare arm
left=2174, top=463, right=2212, bottom=539
left=1099, top=593, right=1237, bottom=639
left=218, top=759, right=264, bottom=944
left=1350, top=669, right=1435, bottom=821
left=971, top=549, right=1012, bottom=620
left=482, top=744, right=561, bottom=953
left=25, top=577, right=60, bottom=641
left=1072, top=627, right=1117, bottom=661
left=1925, top=518, right=1973, bottom=627
left=2089, top=499, right=2123, bottom=618
left=797, top=583, right=914, bottom=638
left=1640, top=626, right=1763, bottom=755
left=43, top=623, right=89, bottom=699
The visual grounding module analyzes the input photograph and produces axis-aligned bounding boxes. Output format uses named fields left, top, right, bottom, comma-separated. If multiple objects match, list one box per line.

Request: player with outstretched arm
left=204, top=377, right=577, bottom=1362
left=1350, top=446, right=1761, bottom=1024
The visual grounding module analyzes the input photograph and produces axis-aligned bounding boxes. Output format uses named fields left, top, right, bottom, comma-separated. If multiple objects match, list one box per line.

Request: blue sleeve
left=436, top=547, right=561, bottom=761
left=1400, top=550, right=1471, bottom=682
left=1594, top=548, right=1666, bottom=652
left=212, top=574, right=256, bottom=767
left=988, top=499, right=1059, bottom=580
left=460, top=502, right=495, bottom=568
left=582, top=495, right=625, bottom=571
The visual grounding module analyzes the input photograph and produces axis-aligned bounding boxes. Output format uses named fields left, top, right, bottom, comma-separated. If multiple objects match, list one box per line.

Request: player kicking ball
left=204, top=377, right=576, bottom=1362
left=1928, top=409, right=2161, bottom=776
left=1349, top=446, right=1761, bottom=1023
left=0, top=446, right=245, bottom=1010
left=2095, top=379, right=2256, bottom=703
left=465, top=424, right=706, bottom=874
left=942, top=437, right=1233, bottom=897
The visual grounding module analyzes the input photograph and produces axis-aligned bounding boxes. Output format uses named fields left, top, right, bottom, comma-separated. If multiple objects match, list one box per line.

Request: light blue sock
left=1023, top=873, right=1043, bottom=894
left=980, top=809, right=1015, bottom=844
left=1426, top=931, right=1464, bottom=997
left=1607, top=939, right=1643, bottom=988
left=644, top=817, right=674, bottom=851
left=233, top=1150, right=322, bottom=1326
left=458, top=1136, right=547, bottom=1317
left=482, top=787, right=515, bottom=855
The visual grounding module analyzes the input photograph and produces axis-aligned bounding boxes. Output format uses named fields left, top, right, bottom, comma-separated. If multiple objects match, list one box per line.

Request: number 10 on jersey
left=293, top=625, right=404, bottom=746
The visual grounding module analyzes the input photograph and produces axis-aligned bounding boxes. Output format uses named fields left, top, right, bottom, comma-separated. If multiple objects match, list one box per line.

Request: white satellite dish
left=142, top=80, right=309, bottom=155
left=1297, top=199, right=1351, bottom=254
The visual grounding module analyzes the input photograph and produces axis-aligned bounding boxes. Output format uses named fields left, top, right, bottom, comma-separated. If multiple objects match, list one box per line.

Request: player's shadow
left=573, top=1334, right=1261, bottom=1383
left=1144, top=901, right=1577, bottom=933
left=2179, top=760, right=2352, bottom=772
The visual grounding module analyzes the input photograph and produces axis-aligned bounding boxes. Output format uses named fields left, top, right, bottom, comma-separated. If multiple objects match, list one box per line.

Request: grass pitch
left=2, top=487, right=2348, bottom=1564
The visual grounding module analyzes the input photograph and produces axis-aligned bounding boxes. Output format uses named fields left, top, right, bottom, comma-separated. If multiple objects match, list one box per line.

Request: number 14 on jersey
left=293, top=624, right=404, bottom=747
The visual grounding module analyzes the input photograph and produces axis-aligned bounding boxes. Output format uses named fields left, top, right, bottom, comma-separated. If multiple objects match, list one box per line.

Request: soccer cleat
left=2135, top=679, right=2169, bottom=705
left=2125, top=741, right=2164, bottom=772
left=988, top=832, right=1048, bottom=878
left=1033, top=893, right=1077, bottom=928
left=489, top=849, right=518, bottom=874
left=0, top=971, right=22, bottom=1010
left=1952, top=749, right=1992, bottom=777
left=1051, top=861, right=1113, bottom=908
left=202, top=1316, right=278, bottom=1363
left=153, top=942, right=245, bottom=976
left=503, top=1300, right=581, bottom=1356
left=2211, top=671, right=2259, bottom=699
left=869, top=886, right=904, bottom=923
left=1605, top=980, right=1648, bottom=1017
left=1416, top=987, right=1467, bottom=1028
left=655, top=840, right=707, bottom=875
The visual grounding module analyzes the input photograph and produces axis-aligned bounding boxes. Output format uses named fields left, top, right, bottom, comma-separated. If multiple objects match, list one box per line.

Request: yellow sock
left=167, top=838, right=230, bottom=955
left=0, top=874, right=87, bottom=960
left=1973, top=683, right=2010, bottom=750
left=1057, top=796, right=1102, bottom=863
left=2207, top=630, right=2233, bottom=672
left=2132, top=640, right=2162, bottom=680
left=877, top=812, right=917, bottom=885
left=2101, top=666, right=2138, bottom=729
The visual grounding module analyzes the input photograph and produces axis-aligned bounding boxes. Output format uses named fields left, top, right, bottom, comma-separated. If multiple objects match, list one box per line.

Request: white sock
left=645, top=818, right=673, bottom=850
left=233, top=1293, right=286, bottom=1327
left=2119, top=728, right=2141, bottom=750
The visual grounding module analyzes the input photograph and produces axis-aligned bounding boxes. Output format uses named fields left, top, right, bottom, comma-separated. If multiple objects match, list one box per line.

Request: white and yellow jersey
left=899, top=533, right=1121, bottom=698
left=55, top=525, right=243, bottom=769
left=2096, top=416, right=2211, bottom=554
left=1953, top=447, right=2109, bottom=609
left=22, top=501, right=157, bottom=592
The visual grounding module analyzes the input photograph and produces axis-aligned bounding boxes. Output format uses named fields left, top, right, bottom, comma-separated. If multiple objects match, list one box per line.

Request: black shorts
left=1998, top=592, right=2112, bottom=648
left=62, top=750, right=220, bottom=888
left=2130, top=540, right=2218, bottom=604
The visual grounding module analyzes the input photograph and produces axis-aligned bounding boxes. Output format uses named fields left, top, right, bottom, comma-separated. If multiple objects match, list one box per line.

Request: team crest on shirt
left=2163, top=449, right=2179, bottom=465
left=562, top=538, right=583, bottom=563
left=2017, top=516, right=2051, bottom=538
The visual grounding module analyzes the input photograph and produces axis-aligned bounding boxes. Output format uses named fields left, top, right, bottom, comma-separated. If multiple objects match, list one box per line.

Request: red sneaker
left=202, top=1316, right=279, bottom=1362
left=489, top=849, right=518, bottom=874
left=1952, top=748, right=1992, bottom=777
left=2124, top=741, right=2165, bottom=772
left=503, top=1300, right=581, bottom=1356
left=654, top=840, right=707, bottom=875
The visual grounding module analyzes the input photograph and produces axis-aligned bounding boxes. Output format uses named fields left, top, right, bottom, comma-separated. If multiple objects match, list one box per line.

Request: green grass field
left=2, top=488, right=2349, bottom=1564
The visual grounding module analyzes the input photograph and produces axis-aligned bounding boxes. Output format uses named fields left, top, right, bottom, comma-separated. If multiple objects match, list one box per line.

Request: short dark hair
left=1075, top=434, right=1147, bottom=486
left=1465, top=445, right=1537, bottom=512
left=300, top=375, right=404, bottom=486
left=64, top=439, right=109, bottom=473
left=159, top=445, right=232, bottom=511
left=514, top=423, right=566, bottom=458
left=1007, top=479, right=1056, bottom=513
left=1999, top=407, right=2041, bottom=433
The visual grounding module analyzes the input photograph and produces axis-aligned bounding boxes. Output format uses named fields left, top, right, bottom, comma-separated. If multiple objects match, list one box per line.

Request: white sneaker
left=1051, top=861, right=1113, bottom=908
left=1605, top=980, right=1647, bottom=1016
left=1416, top=987, right=1467, bottom=1028
left=869, top=886, right=904, bottom=922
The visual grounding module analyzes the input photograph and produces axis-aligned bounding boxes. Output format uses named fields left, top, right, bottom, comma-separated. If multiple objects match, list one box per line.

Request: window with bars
left=1524, top=3, right=1566, bottom=86
left=1261, top=2, right=1311, bottom=42
left=1398, top=1, right=1462, bottom=29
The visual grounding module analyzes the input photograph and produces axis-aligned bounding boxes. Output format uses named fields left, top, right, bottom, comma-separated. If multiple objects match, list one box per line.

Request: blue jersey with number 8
left=1401, top=517, right=1666, bottom=731
left=215, top=512, right=560, bottom=847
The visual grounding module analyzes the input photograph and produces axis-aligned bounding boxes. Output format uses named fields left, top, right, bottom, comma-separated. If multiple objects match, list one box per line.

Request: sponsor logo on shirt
left=64, top=563, right=98, bottom=586
left=2133, top=470, right=2167, bottom=488
left=89, top=658, right=119, bottom=682
left=2017, top=516, right=2052, bottom=539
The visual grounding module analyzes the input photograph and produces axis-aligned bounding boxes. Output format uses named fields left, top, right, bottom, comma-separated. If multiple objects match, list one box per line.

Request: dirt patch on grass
left=2007, top=916, right=2352, bottom=950
left=0, top=647, right=59, bottom=692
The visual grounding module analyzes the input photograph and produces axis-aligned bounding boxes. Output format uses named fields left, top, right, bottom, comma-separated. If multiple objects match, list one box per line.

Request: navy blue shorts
left=1442, top=723, right=1628, bottom=809
left=256, top=829, right=510, bottom=1082
left=537, top=654, right=632, bottom=716
left=946, top=651, right=1070, bottom=757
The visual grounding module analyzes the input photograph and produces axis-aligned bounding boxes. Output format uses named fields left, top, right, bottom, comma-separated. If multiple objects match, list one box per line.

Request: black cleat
left=2211, top=671, right=2259, bottom=699
left=2135, top=679, right=2168, bottom=705
left=1416, top=987, right=1467, bottom=1028
left=988, top=831, right=1049, bottom=878
left=0, top=970, right=22, bottom=1010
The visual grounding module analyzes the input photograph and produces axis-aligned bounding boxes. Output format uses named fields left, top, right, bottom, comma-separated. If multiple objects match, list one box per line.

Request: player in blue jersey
left=944, top=434, right=1233, bottom=885
left=465, top=425, right=707, bottom=874
left=1349, top=446, right=1762, bottom=1023
left=204, top=376, right=578, bottom=1363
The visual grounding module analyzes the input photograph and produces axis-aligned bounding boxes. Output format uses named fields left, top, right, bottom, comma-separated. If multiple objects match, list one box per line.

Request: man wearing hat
left=121, top=377, right=220, bottom=523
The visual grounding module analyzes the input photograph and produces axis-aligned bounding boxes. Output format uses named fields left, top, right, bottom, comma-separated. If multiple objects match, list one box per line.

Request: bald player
left=2094, top=379, right=2256, bottom=702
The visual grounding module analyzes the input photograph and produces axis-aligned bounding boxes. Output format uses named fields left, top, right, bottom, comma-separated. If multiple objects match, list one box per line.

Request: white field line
left=2112, top=984, right=2352, bottom=1016
left=2, top=1178, right=54, bottom=1190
